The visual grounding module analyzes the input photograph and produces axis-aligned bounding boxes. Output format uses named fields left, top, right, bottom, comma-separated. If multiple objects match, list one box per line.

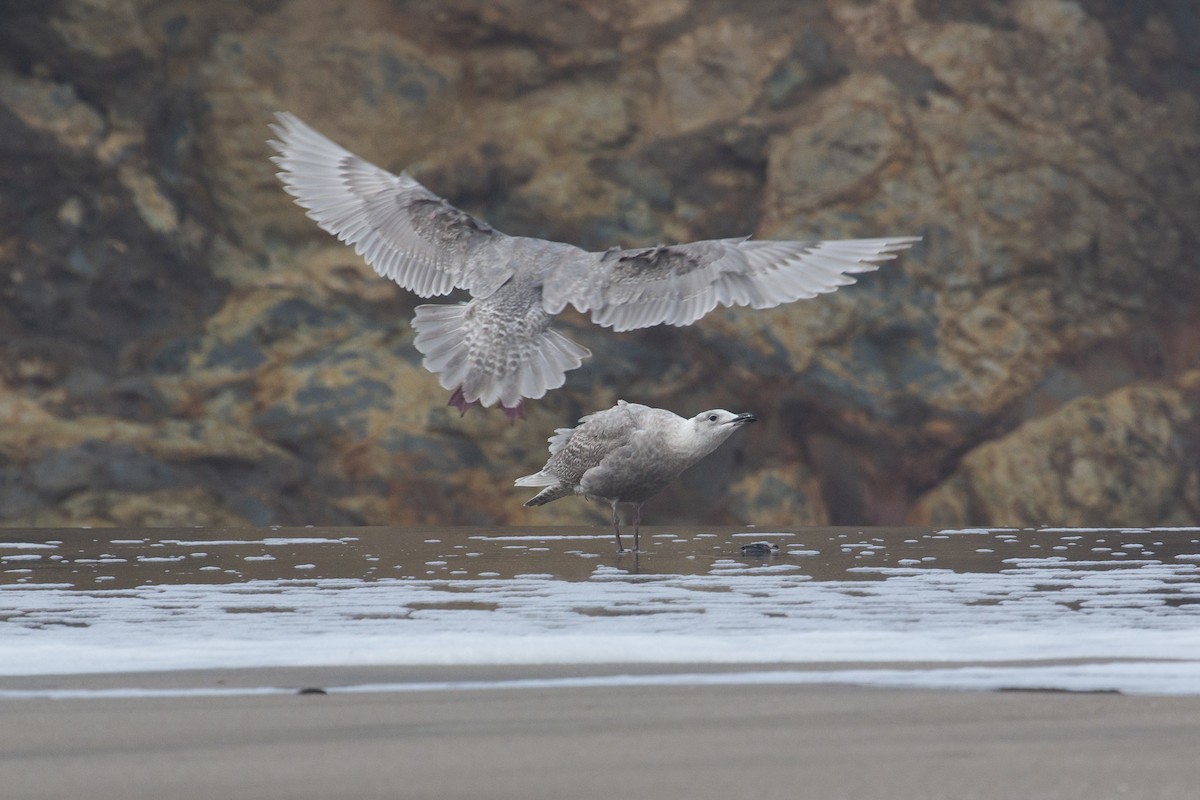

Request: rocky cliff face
left=1, top=0, right=1198, bottom=528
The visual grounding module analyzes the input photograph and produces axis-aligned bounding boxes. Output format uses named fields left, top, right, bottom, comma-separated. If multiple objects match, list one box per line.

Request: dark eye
left=708, top=414, right=718, bottom=422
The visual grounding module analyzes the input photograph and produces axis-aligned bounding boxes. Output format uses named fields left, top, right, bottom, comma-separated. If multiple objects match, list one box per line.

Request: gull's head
left=687, top=409, right=757, bottom=450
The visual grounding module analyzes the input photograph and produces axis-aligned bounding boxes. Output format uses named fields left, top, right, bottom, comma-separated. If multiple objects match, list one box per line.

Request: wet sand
left=3, top=670, right=1199, bottom=800
left=4, top=526, right=1200, bottom=797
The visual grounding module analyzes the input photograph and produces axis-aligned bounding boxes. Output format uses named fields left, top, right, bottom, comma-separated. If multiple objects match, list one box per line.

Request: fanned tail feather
left=413, top=302, right=590, bottom=411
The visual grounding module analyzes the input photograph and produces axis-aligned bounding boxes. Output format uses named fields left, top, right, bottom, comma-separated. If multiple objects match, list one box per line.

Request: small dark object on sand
left=740, top=542, right=780, bottom=556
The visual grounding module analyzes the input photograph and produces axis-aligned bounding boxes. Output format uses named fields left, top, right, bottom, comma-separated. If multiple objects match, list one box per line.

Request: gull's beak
left=732, top=412, right=757, bottom=425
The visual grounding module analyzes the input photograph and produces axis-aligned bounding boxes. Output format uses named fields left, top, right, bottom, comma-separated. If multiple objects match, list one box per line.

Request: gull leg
left=633, top=504, right=642, bottom=553
left=611, top=500, right=625, bottom=552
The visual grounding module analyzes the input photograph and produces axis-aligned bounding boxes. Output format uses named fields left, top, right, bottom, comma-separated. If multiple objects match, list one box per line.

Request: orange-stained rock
left=911, top=374, right=1200, bottom=527
left=1, top=0, right=1197, bottom=528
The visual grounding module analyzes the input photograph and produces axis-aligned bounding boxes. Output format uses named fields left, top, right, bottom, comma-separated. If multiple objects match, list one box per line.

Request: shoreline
left=4, top=658, right=1200, bottom=699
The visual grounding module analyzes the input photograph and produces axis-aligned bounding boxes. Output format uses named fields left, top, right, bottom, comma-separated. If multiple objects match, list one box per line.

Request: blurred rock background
left=1, top=0, right=1198, bottom=529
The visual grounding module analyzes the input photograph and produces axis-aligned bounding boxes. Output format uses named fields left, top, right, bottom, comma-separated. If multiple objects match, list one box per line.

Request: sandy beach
left=4, top=526, right=1200, bottom=798
left=2, top=665, right=1200, bottom=800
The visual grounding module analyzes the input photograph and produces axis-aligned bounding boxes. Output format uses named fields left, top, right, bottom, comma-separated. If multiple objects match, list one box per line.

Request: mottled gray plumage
left=516, top=400, right=757, bottom=551
left=269, top=112, right=919, bottom=417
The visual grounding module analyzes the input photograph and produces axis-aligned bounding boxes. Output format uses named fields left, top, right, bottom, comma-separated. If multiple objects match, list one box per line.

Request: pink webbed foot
left=448, top=388, right=526, bottom=421
left=448, top=386, right=481, bottom=417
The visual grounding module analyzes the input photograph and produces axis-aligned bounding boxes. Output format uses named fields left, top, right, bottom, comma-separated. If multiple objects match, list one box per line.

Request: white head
left=685, top=409, right=757, bottom=457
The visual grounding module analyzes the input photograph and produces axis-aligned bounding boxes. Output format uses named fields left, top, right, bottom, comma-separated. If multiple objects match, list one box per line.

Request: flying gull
left=516, top=400, right=756, bottom=552
left=269, top=112, right=919, bottom=419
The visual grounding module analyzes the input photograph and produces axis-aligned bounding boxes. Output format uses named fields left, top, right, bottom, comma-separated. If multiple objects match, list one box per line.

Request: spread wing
left=269, top=112, right=514, bottom=298
left=543, top=237, right=920, bottom=332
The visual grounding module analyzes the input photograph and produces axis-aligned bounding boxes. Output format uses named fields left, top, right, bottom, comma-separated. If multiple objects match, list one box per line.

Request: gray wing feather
left=546, top=427, right=577, bottom=457
left=575, top=404, right=682, bottom=499
left=544, top=236, right=920, bottom=332
left=269, top=112, right=514, bottom=299
left=533, top=401, right=648, bottom=486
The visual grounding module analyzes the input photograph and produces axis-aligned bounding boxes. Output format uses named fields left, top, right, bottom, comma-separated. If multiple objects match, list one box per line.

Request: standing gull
left=516, top=400, right=757, bottom=552
left=269, top=112, right=919, bottom=419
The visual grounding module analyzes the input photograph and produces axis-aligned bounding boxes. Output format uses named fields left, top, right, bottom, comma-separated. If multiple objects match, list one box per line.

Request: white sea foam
left=2, top=555, right=1199, bottom=689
